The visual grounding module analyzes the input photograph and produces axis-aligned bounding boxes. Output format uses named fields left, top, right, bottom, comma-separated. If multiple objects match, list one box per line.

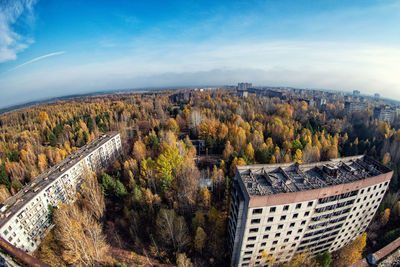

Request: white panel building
left=0, top=133, right=121, bottom=252
left=229, top=155, right=393, bottom=266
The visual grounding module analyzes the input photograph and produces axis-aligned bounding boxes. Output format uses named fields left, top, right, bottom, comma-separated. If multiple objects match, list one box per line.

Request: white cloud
left=0, top=0, right=37, bottom=63
left=1, top=40, right=400, bottom=108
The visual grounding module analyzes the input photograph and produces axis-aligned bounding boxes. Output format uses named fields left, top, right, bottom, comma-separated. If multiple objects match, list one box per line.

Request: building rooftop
left=0, top=132, right=119, bottom=228
left=237, top=155, right=391, bottom=196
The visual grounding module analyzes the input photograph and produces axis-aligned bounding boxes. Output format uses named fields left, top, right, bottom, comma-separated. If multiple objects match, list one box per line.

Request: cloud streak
left=9, top=51, right=66, bottom=71
left=0, top=0, right=37, bottom=63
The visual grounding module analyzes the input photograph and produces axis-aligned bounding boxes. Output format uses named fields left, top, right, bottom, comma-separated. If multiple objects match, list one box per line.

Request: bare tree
left=79, top=169, right=105, bottom=221
left=156, top=209, right=190, bottom=252
left=54, top=204, right=108, bottom=266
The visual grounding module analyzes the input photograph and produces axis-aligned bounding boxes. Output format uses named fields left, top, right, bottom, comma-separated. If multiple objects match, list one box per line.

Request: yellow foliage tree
left=133, top=139, right=146, bottom=162
left=293, top=149, right=302, bottom=163
left=383, top=152, right=391, bottom=165
left=261, top=251, right=274, bottom=266
left=381, top=208, right=391, bottom=225
left=284, top=252, right=317, bottom=267
left=244, top=143, right=255, bottom=162
left=194, top=226, right=207, bottom=253
left=199, top=187, right=211, bottom=209
left=335, top=233, right=367, bottom=267
left=167, top=118, right=180, bottom=135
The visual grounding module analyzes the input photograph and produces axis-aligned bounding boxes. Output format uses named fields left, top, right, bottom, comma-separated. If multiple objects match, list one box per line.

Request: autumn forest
left=1, top=89, right=400, bottom=267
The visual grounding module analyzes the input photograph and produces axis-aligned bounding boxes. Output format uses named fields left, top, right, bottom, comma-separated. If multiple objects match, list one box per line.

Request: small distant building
left=237, top=83, right=252, bottom=91
left=374, top=93, right=380, bottom=99
left=199, top=179, right=213, bottom=192
left=265, top=89, right=284, bottom=99
left=345, top=101, right=367, bottom=113
left=353, top=90, right=361, bottom=96
left=374, top=106, right=395, bottom=123
left=169, top=92, right=191, bottom=103
left=192, top=140, right=206, bottom=154
left=237, top=90, right=249, bottom=98
left=318, top=98, right=327, bottom=107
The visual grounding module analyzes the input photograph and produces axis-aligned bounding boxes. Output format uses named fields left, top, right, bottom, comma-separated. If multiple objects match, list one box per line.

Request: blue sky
left=1, top=0, right=400, bottom=108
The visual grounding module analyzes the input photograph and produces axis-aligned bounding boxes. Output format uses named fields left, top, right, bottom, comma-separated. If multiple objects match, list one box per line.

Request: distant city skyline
left=1, top=0, right=400, bottom=108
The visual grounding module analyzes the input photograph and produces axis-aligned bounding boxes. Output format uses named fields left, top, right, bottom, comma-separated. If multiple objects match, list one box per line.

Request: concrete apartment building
left=228, top=155, right=392, bottom=267
left=374, top=106, right=396, bottom=123
left=238, top=83, right=253, bottom=91
left=0, top=133, right=122, bottom=252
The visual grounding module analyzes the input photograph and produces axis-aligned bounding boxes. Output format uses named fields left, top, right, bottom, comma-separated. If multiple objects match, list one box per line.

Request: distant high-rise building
left=374, top=93, right=380, bottom=99
left=238, top=83, right=252, bottom=91
left=353, top=90, right=361, bottom=96
left=228, top=156, right=392, bottom=266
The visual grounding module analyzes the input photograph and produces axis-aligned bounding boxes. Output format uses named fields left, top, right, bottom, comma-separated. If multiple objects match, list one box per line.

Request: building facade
left=0, top=133, right=122, bottom=252
left=374, top=106, right=395, bottom=123
left=238, top=83, right=252, bottom=91
left=228, top=156, right=392, bottom=266
left=345, top=101, right=368, bottom=113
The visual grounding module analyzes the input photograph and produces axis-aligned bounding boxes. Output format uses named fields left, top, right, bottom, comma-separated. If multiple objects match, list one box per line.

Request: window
left=273, top=240, right=278, bottom=245
left=243, top=257, right=251, bottom=261
left=308, top=201, right=313, bottom=207
left=261, top=242, right=266, bottom=246
left=253, top=208, right=263, bottom=214
left=361, top=189, right=364, bottom=194
left=296, top=203, right=302, bottom=209
left=287, top=231, right=292, bottom=235
left=284, top=238, right=289, bottom=242
left=248, top=236, right=256, bottom=241
left=290, top=222, right=295, bottom=227
left=265, top=226, right=271, bottom=231
left=263, top=235, right=269, bottom=239
left=298, top=229, right=303, bottom=233
left=294, top=236, right=300, bottom=240
left=271, top=247, right=276, bottom=251
left=246, top=244, right=255, bottom=248
left=251, top=219, right=261, bottom=224
left=304, top=211, right=310, bottom=216
left=301, top=220, right=306, bottom=225
left=244, top=251, right=252, bottom=255
left=281, top=245, right=286, bottom=249
left=283, top=205, right=289, bottom=211
left=291, top=243, right=296, bottom=247
left=249, top=228, right=259, bottom=233
left=268, top=217, right=274, bottom=222
left=270, top=207, right=276, bottom=212
left=280, top=215, right=286, bottom=221
left=275, top=233, right=281, bottom=238
left=278, top=224, right=284, bottom=229
left=293, top=213, right=298, bottom=219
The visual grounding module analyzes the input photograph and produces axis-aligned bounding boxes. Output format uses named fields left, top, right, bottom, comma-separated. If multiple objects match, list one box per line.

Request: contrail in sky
left=10, top=51, right=66, bottom=71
